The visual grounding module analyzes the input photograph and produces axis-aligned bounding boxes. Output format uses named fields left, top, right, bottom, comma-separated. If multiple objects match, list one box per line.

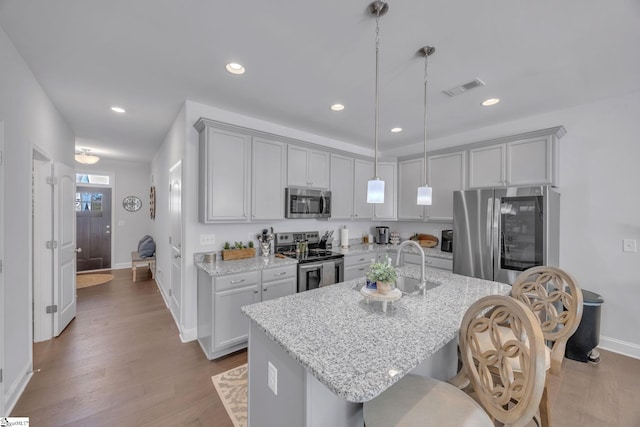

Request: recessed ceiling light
left=110, top=106, right=126, bottom=113
left=390, top=127, right=403, bottom=133
left=226, top=62, right=245, bottom=75
left=481, top=98, right=500, bottom=106
left=330, top=104, right=345, bottom=111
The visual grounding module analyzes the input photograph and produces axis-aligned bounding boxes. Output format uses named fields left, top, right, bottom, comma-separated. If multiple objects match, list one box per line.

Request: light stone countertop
left=195, top=254, right=298, bottom=276
left=242, top=265, right=510, bottom=403
left=335, top=242, right=453, bottom=260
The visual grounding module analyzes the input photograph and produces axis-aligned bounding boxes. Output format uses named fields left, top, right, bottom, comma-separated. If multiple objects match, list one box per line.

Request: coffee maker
left=441, top=230, right=453, bottom=252
left=375, top=226, right=389, bottom=244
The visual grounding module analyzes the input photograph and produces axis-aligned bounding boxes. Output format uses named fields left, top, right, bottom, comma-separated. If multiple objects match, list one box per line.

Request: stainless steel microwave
left=285, top=188, right=331, bottom=219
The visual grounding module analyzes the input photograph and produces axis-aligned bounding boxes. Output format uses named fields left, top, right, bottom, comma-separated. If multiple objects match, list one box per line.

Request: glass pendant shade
left=367, top=178, right=385, bottom=204
left=417, top=185, right=432, bottom=205
left=75, top=149, right=100, bottom=165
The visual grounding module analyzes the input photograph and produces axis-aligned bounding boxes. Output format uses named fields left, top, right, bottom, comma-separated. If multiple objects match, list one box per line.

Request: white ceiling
left=1, top=0, right=639, bottom=162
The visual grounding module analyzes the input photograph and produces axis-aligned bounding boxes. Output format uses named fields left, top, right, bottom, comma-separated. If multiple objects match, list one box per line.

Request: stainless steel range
left=274, top=231, right=344, bottom=292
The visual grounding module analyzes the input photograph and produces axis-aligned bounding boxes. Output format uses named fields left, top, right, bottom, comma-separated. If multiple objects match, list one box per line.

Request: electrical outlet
left=268, top=361, right=278, bottom=396
left=623, top=239, right=637, bottom=253
left=200, top=234, right=216, bottom=246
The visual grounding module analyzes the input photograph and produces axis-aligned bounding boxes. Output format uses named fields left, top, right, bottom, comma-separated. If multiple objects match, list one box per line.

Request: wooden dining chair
left=363, top=295, right=547, bottom=427
left=509, top=266, right=583, bottom=427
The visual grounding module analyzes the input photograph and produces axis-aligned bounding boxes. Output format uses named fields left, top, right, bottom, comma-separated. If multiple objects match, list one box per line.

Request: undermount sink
left=395, top=276, right=440, bottom=296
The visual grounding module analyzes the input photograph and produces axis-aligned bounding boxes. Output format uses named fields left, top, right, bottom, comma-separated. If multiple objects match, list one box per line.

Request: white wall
left=0, top=25, right=75, bottom=411
left=423, top=90, right=640, bottom=357
left=77, top=159, right=153, bottom=268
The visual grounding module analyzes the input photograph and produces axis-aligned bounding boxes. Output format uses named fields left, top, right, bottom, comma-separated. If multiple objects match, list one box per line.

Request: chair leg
left=539, top=384, right=551, bottom=427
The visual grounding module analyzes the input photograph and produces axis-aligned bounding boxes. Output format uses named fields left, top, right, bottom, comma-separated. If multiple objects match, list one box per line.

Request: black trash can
left=566, top=289, right=604, bottom=363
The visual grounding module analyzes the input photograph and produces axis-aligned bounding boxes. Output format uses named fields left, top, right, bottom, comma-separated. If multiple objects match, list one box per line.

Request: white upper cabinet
left=330, top=153, right=354, bottom=220
left=374, top=161, right=397, bottom=220
left=426, top=151, right=466, bottom=222
left=468, top=134, right=557, bottom=188
left=398, top=158, right=424, bottom=221
left=252, top=137, right=286, bottom=220
left=196, top=120, right=251, bottom=222
left=353, top=159, right=374, bottom=219
left=287, top=146, right=330, bottom=189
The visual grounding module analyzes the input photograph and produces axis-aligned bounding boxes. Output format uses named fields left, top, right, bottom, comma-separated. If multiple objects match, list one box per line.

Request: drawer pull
left=358, top=267, right=365, bottom=271
left=230, top=279, right=246, bottom=284
left=275, top=272, right=287, bottom=276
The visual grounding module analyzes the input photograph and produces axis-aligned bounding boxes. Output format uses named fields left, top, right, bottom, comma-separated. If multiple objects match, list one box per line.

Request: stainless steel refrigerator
left=453, top=186, right=559, bottom=285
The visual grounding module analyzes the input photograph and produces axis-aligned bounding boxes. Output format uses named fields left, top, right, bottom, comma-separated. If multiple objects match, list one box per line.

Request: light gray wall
left=0, top=25, right=75, bottom=410
left=77, top=158, right=153, bottom=268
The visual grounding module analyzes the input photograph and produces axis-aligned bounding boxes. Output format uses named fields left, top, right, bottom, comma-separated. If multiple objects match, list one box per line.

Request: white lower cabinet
left=198, top=265, right=297, bottom=360
left=402, top=253, right=453, bottom=271
left=261, top=265, right=297, bottom=301
left=344, top=253, right=375, bottom=281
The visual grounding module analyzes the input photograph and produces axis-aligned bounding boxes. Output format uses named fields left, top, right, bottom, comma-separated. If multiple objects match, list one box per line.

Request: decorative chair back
left=460, top=295, right=547, bottom=427
left=511, top=266, right=583, bottom=375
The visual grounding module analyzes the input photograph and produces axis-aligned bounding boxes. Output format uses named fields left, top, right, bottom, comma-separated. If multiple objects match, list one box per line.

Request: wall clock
left=149, top=185, right=156, bottom=219
left=122, top=195, right=142, bottom=212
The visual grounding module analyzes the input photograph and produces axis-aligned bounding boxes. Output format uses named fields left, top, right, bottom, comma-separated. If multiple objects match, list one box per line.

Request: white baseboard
left=112, top=262, right=131, bottom=270
left=180, top=328, right=197, bottom=343
left=599, top=335, right=640, bottom=360
left=4, top=361, right=33, bottom=416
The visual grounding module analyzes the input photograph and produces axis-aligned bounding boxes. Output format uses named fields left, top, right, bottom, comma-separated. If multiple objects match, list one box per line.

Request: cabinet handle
left=254, top=290, right=259, bottom=293
left=231, top=279, right=246, bottom=284
left=275, top=272, right=287, bottom=276
left=358, top=267, right=365, bottom=271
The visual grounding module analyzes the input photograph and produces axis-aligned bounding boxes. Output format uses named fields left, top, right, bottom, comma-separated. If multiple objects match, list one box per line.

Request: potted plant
left=366, top=256, right=398, bottom=294
left=221, top=240, right=257, bottom=260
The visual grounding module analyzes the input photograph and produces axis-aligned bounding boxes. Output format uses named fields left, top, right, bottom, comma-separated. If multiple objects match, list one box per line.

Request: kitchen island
left=241, top=265, right=511, bottom=427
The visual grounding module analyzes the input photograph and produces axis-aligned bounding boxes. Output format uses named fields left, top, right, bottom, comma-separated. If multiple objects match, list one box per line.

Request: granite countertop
left=195, top=255, right=298, bottom=276
left=335, top=242, right=453, bottom=260
left=242, top=265, right=510, bottom=403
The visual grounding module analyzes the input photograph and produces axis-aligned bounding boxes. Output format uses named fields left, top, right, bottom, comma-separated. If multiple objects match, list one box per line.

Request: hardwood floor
left=11, top=269, right=640, bottom=426
left=11, top=269, right=246, bottom=426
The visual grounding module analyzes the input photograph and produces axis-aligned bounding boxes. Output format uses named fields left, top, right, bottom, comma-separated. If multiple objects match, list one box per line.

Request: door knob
left=174, top=254, right=181, bottom=259
left=105, top=230, right=111, bottom=234
left=74, top=248, right=82, bottom=253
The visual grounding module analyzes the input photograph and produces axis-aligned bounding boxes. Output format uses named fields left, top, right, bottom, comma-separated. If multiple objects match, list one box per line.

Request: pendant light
left=417, top=46, right=435, bottom=205
left=75, top=148, right=100, bottom=165
left=366, top=1, right=388, bottom=204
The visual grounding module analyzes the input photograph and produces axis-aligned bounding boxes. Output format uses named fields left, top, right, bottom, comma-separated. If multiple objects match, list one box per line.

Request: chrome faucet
left=395, top=240, right=426, bottom=294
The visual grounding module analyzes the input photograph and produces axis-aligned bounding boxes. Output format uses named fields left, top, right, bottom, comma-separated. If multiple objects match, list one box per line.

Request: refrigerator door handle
left=486, top=197, right=494, bottom=245
left=493, top=197, right=501, bottom=272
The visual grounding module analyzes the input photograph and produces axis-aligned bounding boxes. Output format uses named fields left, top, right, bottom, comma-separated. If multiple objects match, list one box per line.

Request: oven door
left=298, top=260, right=343, bottom=292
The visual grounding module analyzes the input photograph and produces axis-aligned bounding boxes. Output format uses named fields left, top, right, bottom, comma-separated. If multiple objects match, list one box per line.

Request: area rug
left=76, top=273, right=115, bottom=289
left=212, top=363, right=248, bottom=427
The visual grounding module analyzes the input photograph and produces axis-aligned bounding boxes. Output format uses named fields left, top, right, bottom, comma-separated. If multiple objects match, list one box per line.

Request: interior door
left=54, top=162, right=76, bottom=336
left=75, top=186, right=112, bottom=271
left=169, top=161, right=182, bottom=314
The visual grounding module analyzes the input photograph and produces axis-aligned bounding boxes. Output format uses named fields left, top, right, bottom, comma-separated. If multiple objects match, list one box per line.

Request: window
left=76, top=173, right=109, bottom=185
left=76, top=192, right=103, bottom=211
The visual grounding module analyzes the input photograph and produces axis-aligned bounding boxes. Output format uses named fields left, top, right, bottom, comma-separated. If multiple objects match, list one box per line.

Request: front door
left=54, top=162, right=77, bottom=336
left=76, top=186, right=112, bottom=271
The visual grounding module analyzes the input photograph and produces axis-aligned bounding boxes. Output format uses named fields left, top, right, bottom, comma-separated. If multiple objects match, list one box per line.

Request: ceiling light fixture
left=331, top=103, right=345, bottom=111
left=110, top=106, right=126, bottom=113
left=482, top=98, right=500, bottom=106
left=390, top=127, right=403, bottom=133
left=225, top=62, right=245, bottom=75
left=75, top=148, right=100, bottom=165
left=417, top=46, right=436, bottom=206
left=366, top=0, right=388, bottom=204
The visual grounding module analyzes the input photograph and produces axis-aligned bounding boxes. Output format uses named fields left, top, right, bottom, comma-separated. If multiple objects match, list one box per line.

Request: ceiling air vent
left=442, top=78, right=486, bottom=97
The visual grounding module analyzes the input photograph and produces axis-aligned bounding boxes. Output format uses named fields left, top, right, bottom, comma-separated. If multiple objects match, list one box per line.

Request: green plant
left=223, top=242, right=231, bottom=250
left=248, top=241, right=254, bottom=248
left=366, top=256, right=398, bottom=283
left=234, top=241, right=244, bottom=249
